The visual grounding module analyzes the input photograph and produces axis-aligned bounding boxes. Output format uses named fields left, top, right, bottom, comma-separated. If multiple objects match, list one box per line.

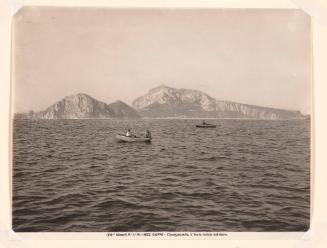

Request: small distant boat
left=196, top=123, right=216, bottom=128
left=116, top=134, right=152, bottom=143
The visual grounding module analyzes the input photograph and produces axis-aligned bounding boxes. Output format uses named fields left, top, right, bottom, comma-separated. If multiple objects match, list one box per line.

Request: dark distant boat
left=196, top=123, right=216, bottom=128
left=116, top=134, right=152, bottom=143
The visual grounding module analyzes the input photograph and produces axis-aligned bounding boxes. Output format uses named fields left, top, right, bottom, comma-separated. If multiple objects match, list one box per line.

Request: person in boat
left=126, top=129, right=131, bottom=137
left=203, top=120, right=207, bottom=125
left=145, top=130, right=152, bottom=139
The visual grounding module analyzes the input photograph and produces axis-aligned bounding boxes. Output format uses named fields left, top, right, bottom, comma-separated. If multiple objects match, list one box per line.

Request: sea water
left=12, top=119, right=310, bottom=232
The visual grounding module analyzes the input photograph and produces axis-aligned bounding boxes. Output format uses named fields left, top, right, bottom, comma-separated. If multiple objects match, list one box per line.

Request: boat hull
left=196, top=125, right=217, bottom=128
left=116, top=134, right=152, bottom=143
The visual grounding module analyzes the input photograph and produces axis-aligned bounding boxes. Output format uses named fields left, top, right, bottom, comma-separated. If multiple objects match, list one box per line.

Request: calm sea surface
left=12, top=119, right=310, bottom=232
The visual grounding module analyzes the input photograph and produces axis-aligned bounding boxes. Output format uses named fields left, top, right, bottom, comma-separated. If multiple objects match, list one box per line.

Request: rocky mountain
left=132, top=85, right=305, bottom=120
left=33, top=93, right=140, bottom=119
left=106, top=100, right=141, bottom=119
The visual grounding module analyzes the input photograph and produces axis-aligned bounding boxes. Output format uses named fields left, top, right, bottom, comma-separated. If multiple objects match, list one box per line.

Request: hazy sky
left=13, top=7, right=311, bottom=114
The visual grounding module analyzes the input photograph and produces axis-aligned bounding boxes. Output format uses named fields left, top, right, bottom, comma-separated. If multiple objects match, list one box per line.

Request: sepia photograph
left=11, top=7, right=311, bottom=233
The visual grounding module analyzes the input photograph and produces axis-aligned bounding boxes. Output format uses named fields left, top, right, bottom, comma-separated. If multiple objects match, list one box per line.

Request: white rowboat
left=116, top=134, right=152, bottom=143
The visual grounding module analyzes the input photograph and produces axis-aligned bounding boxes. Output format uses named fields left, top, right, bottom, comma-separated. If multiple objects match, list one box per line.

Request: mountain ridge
left=20, top=93, right=140, bottom=119
left=15, top=86, right=306, bottom=120
left=132, top=85, right=305, bottom=120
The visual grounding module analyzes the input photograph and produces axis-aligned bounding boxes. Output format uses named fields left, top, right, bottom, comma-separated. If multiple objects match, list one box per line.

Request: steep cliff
left=132, top=85, right=304, bottom=120
left=36, top=93, right=140, bottom=119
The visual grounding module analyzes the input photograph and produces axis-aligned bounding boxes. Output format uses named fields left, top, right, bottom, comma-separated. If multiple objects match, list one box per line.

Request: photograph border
left=1, top=0, right=326, bottom=247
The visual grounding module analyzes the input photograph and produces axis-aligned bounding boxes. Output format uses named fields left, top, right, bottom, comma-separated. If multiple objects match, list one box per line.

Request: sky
left=12, top=7, right=311, bottom=114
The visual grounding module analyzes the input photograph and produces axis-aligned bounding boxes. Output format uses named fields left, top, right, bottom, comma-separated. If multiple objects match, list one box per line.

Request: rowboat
left=196, top=124, right=216, bottom=128
left=116, top=134, right=152, bottom=143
